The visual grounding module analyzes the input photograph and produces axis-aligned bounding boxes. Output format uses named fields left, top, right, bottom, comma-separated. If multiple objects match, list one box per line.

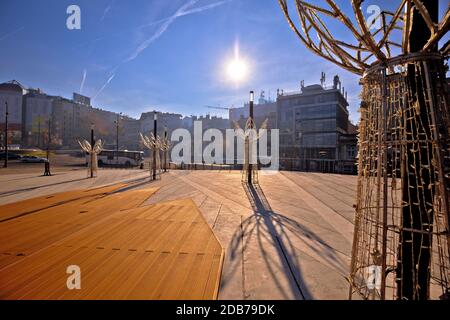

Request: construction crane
left=204, top=105, right=231, bottom=111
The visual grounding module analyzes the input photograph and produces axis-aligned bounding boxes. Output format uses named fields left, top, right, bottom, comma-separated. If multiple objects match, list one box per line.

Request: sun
left=224, top=42, right=249, bottom=84
left=226, top=58, right=248, bottom=83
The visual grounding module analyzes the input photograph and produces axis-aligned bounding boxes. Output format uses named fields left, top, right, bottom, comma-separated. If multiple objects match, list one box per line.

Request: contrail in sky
left=94, top=0, right=230, bottom=100
left=80, top=69, right=87, bottom=94
left=126, top=0, right=231, bottom=62
left=0, top=27, right=24, bottom=41
left=101, top=1, right=114, bottom=21
left=138, top=0, right=231, bottom=29
left=93, top=73, right=115, bottom=100
left=125, top=0, right=199, bottom=62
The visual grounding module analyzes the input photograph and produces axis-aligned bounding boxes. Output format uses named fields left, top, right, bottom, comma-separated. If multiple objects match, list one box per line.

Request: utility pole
left=247, top=91, right=254, bottom=184
left=90, top=124, right=94, bottom=178
left=3, top=101, right=8, bottom=168
left=152, top=111, right=157, bottom=180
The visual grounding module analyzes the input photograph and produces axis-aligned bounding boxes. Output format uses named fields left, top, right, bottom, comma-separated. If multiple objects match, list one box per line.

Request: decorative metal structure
left=78, top=139, right=103, bottom=178
left=161, top=126, right=170, bottom=172
left=234, top=91, right=269, bottom=185
left=140, top=132, right=162, bottom=180
left=279, top=0, right=450, bottom=300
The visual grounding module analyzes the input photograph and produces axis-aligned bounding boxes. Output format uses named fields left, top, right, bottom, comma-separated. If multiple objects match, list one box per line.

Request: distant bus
left=86, top=150, right=144, bottom=167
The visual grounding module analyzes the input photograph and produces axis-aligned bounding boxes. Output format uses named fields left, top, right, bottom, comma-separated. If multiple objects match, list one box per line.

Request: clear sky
left=0, top=0, right=448, bottom=123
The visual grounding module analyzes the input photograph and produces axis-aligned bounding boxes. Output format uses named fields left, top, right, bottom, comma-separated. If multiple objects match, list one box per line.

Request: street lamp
left=115, top=112, right=122, bottom=162
left=3, top=101, right=8, bottom=168
left=38, top=115, right=42, bottom=148
left=163, top=125, right=168, bottom=173
left=247, top=91, right=254, bottom=184
left=43, top=119, right=52, bottom=176
left=152, top=111, right=157, bottom=180
left=90, top=124, right=95, bottom=178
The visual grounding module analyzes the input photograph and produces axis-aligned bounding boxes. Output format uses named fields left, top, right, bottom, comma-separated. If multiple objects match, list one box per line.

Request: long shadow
left=0, top=168, right=158, bottom=197
left=0, top=177, right=90, bottom=197
left=224, top=181, right=347, bottom=300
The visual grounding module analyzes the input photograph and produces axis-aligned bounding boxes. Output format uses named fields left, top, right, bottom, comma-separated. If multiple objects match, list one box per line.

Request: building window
left=347, top=145, right=356, bottom=159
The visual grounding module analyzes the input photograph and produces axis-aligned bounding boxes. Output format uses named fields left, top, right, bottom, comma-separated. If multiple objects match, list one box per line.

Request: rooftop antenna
left=320, top=72, right=326, bottom=87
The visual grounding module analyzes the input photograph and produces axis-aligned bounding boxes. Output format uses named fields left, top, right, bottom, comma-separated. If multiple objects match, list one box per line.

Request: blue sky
left=0, top=0, right=448, bottom=123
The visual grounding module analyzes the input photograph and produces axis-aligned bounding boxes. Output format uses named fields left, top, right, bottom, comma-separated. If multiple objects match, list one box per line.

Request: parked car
left=21, top=156, right=48, bottom=163
left=0, top=152, right=22, bottom=160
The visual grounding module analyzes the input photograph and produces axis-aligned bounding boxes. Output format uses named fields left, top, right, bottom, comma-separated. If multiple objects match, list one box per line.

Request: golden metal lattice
left=350, top=55, right=450, bottom=300
left=278, top=0, right=450, bottom=300
left=278, top=0, right=449, bottom=75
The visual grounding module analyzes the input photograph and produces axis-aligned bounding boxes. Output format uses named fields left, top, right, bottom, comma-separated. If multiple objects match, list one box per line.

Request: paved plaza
left=0, top=167, right=358, bottom=300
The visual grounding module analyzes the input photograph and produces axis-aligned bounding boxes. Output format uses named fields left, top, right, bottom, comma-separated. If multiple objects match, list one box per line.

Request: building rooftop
left=0, top=80, right=25, bottom=93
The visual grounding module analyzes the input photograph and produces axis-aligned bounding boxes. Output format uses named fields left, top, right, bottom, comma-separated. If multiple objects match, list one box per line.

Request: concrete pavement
left=0, top=168, right=358, bottom=299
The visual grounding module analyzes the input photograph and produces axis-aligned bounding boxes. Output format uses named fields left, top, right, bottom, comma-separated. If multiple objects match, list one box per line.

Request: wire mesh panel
left=278, top=0, right=450, bottom=300
left=349, top=55, right=450, bottom=300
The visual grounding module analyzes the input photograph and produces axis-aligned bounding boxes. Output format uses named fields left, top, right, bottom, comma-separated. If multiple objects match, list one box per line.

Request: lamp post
left=90, top=124, right=95, bottom=178
left=164, top=126, right=167, bottom=173
left=247, top=91, right=254, bottom=184
left=44, top=119, right=52, bottom=176
left=46, top=119, right=51, bottom=160
left=115, top=112, right=122, bottom=162
left=38, top=116, right=41, bottom=148
left=152, top=111, right=157, bottom=180
left=3, top=101, right=8, bottom=168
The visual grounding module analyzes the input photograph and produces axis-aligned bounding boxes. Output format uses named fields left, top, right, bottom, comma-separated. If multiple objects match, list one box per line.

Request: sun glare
left=224, top=42, right=249, bottom=84
left=226, top=58, right=248, bottom=83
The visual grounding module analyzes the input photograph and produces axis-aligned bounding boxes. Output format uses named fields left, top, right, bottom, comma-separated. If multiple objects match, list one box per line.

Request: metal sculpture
left=161, top=127, right=171, bottom=172
left=233, top=116, right=268, bottom=184
left=140, top=132, right=162, bottom=180
left=78, top=139, right=103, bottom=178
left=279, top=0, right=450, bottom=300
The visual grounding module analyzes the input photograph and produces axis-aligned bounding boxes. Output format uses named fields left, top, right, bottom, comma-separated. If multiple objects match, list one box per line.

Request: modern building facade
left=277, top=76, right=357, bottom=174
left=229, top=91, right=277, bottom=130
left=22, top=88, right=54, bottom=147
left=119, top=117, right=141, bottom=151
left=0, top=78, right=358, bottom=174
left=0, top=80, right=25, bottom=147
